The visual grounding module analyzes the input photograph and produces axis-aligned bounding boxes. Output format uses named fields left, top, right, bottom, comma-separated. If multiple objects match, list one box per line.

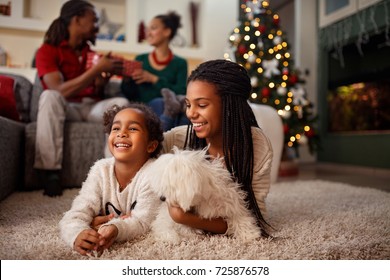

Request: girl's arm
left=59, top=162, right=104, bottom=248
left=168, top=205, right=228, bottom=234
left=105, top=174, right=162, bottom=241
left=251, top=128, right=273, bottom=215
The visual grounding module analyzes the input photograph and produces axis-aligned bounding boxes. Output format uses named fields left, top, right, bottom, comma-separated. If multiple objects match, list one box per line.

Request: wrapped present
left=122, top=59, right=142, bottom=77
left=86, top=52, right=142, bottom=77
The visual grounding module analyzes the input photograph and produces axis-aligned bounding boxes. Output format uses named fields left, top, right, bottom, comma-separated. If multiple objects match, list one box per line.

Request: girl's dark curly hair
left=103, top=103, right=164, bottom=158
left=184, top=59, right=271, bottom=237
left=44, top=0, right=96, bottom=46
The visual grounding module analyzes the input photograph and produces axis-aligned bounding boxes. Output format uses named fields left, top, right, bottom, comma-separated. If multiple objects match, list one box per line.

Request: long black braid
left=43, top=0, right=95, bottom=46
left=184, top=59, right=271, bottom=237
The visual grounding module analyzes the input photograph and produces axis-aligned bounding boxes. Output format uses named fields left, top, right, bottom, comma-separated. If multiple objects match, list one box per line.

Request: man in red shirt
left=35, top=0, right=129, bottom=196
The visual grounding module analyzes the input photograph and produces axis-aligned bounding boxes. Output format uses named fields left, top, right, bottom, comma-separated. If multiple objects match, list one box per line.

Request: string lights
left=226, top=0, right=320, bottom=156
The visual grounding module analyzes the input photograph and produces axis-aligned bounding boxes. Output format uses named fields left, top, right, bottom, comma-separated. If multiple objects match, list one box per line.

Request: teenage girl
left=162, top=59, right=273, bottom=237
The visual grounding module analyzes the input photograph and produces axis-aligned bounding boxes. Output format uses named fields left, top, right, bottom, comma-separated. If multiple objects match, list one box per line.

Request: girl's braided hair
left=184, top=59, right=270, bottom=237
left=44, top=0, right=95, bottom=46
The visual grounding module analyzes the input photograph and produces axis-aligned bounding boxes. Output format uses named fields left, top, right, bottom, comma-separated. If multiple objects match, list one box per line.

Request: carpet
left=0, top=180, right=389, bottom=260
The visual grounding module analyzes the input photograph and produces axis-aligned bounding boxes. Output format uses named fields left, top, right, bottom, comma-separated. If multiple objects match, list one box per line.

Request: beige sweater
left=162, top=125, right=273, bottom=214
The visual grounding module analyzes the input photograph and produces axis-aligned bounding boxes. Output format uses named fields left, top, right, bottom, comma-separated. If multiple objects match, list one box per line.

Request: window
left=319, top=0, right=357, bottom=27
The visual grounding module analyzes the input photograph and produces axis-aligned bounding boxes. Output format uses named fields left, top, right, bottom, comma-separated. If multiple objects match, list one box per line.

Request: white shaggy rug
left=0, top=180, right=389, bottom=260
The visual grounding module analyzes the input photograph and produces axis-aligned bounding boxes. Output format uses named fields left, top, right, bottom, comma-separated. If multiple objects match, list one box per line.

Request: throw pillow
left=0, top=75, right=20, bottom=121
left=3, top=73, right=33, bottom=122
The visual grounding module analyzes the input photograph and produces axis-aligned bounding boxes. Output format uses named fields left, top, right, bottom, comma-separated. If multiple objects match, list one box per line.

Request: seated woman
left=121, top=11, right=188, bottom=131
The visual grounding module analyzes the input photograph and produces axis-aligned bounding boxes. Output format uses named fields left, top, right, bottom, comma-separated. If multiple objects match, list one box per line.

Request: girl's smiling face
left=108, top=108, right=156, bottom=164
left=185, top=80, right=223, bottom=145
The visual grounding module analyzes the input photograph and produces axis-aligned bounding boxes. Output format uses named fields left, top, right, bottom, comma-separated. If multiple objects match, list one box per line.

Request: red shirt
left=35, top=41, right=99, bottom=103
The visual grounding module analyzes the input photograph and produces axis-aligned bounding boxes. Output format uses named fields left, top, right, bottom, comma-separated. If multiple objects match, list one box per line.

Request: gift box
left=122, top=59, right=142, bottom=77
left=86, top=52, right=142, bottom=77
left=86, top=52, right=101, bottom=69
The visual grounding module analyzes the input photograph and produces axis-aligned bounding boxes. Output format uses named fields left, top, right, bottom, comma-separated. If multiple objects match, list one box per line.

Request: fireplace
left=317, top=2, right=390, bottom=169
left=327, top=32, right=390, bottom=133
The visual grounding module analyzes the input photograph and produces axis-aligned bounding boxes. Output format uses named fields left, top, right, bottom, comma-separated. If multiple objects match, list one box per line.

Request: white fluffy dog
left=148, top=146, right=261, bottom=244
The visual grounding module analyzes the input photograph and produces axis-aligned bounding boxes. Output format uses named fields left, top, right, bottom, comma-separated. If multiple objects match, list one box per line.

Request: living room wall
left=0, top=0, right=321, bottom=164
left=0, top=0, right=239, bottom=70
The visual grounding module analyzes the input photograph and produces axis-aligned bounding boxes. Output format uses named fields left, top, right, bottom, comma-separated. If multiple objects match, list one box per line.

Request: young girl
left=59, top=103, right=164, bottom=255
left=121, top=11, right=188, bottom=131
left=162, top=59, right=273, bottom=237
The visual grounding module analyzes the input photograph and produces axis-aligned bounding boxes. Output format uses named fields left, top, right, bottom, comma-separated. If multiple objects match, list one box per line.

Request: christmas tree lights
left=225, top=0, right=320, bottom=156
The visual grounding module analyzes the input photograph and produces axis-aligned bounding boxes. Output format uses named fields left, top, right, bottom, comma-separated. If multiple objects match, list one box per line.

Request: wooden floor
left=277, top=162, right=390, bottom=192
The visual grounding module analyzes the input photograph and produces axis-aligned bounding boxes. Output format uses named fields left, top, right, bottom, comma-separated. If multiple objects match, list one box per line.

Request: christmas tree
left=225, top=0, right=320, bottom=157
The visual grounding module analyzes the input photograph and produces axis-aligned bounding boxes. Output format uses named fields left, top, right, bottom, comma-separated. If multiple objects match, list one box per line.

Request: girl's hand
left=97, top=225, right=118, bottom=251
left=90, top=213, right=114, bottom=230
left=167, top=204, right=228, bottom=234
left=120, top=212, right=132, bottom=219
left=167, top=204, right=187, bottom=224
left=73, top=229, right=102, bottom=256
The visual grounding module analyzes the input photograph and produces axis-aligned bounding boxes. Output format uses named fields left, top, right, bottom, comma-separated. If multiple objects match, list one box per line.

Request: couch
left=249, top=103, right=283, bottom=184
left=0, top=68, right=109, bottom=200
left=0, top=116, right=25, bottom=200
left=0, top=67, right=284, bottom=201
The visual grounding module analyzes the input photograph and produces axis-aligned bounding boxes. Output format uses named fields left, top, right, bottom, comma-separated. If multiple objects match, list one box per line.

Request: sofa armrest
left=0, top=116, right=25, bottom=200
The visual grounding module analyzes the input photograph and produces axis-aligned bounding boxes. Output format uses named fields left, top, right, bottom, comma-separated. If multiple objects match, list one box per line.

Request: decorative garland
left=319, top=0, right=390, bottom=67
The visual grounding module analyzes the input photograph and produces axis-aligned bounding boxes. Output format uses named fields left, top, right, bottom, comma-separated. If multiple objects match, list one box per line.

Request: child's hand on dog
left=168, top=204, right=188, bottom=223
left=120, top=213, right=132, bottom=219
left=97, top=224, right=118, bottom=251
left=90, top=213, right=114, bottom=230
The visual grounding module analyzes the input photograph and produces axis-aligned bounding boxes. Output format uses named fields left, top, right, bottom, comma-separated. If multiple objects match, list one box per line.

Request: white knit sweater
left=59, top=157, right=161, bottom=248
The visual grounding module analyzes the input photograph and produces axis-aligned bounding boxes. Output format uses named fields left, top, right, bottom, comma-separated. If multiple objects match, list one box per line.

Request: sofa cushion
left=0, top=75, right=20, bottom=121
left=24, top=121, right=105, bottom=189
left=0, top=73, right=33, bottom=122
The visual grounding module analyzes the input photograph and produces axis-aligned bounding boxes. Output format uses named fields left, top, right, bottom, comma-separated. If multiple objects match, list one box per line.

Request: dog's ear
left=147, top=155, right=172, bottom=196
left=163, top=158, right=199, bottom=211
left=174, top=180, right=199, bottom=212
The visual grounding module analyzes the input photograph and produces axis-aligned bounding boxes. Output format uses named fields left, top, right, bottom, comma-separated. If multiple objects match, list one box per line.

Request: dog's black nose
left=160, top=196, right=166, bottom=202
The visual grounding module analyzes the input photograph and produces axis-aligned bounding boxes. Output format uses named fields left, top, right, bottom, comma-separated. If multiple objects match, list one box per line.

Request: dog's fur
left=148, top=147, right=261, bottom=244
